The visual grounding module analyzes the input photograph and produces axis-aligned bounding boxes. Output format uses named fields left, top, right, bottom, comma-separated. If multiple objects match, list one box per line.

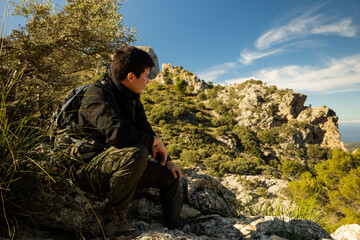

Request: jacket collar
left=107, top=70, right=140, bottom=101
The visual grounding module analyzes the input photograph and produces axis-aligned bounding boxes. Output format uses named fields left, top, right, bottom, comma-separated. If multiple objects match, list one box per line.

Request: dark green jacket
left=77, top=71, right=155, bottom=160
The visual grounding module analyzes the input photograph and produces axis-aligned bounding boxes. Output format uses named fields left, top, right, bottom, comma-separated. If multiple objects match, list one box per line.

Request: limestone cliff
left=155, top=63, right=210, bottom=94
left=215, top=80, right=344, bottom=150
left=153, top=64, right=344, bottom=151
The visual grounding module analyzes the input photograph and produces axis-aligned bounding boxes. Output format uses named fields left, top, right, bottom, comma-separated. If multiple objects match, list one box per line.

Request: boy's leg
left=73, top=145, right=149, bottom=214
left=137, top=161, right=182, bottom=229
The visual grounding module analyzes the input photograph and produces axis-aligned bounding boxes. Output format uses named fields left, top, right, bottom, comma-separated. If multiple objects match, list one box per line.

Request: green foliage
left=204, top=154, right=265, bottom=175
left=174, top=78, right=187, bottom=94
left=232, top=125, right=262, bottom=158
left=173, top=107, right=188, bottom=119
left=257, top=129, right=279, bottom=145
left=245, top=79, right=263, bottom=85
left=3, top=0, right=137, bottom=122
left=180, top=149, right=203, bottom=165
left=279, top=159, right=305, bottom=179
left=307, top=144, right=331, bottom=160
left=167, top=144, right=182, bottom=157
left=0, top=70, right=52, bottom=235
left=288, top=150, right=360, bottom=232
left=149, top=106, right=172, bottom=124
left=197, top=91, right=207, bottom=100
left=238, top=177, right=263, bottom=191
left=215, top=125, right=229, bottom=136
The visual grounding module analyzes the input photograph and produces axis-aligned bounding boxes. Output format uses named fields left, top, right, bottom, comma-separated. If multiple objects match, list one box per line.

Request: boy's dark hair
left=111, top=46, right=155, bottom=81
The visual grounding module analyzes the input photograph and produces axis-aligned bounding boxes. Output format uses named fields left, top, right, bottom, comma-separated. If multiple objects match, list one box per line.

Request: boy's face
left=128, top=68, right=151, bottom=94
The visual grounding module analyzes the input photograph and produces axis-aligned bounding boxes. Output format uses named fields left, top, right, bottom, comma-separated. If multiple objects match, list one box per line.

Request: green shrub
left=173, top=107, right=188, bottom=119
left=279, top=159, right=305, bottom=179
left=180, top=149, right=202, bottom=165
left=197, top=92, right=207, bottom=100
left=288, top=150, right=360, bottom=232
left=215, top=125, right=229, bottom=136
left=196, top=102, right=206, bottom=109
left=167, top=144, right=182, bottom=157
left=232, top=125, right=262, bottom=158
left=174, top=78, right=187, bottom=94
left=307, top=144, right=331, bottom=160
left=195, top=111, right=206, bottom=122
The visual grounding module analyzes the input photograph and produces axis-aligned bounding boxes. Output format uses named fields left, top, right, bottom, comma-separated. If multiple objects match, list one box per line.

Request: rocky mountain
left=146, top=62, right=345, bottom=177
left=155, top=63, right=344, bottom=151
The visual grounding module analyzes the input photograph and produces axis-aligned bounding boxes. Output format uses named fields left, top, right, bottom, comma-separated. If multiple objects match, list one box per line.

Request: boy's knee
left=131, top=145, right=149, bottom=170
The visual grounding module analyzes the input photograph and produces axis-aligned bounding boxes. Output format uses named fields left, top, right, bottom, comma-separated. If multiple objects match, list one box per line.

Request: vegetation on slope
left=141, top=67, right=360, bottom=231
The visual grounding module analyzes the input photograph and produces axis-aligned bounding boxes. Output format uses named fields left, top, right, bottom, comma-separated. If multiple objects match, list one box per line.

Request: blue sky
left=2, top=0, right=360, bottom=125
left=120, top=0, right=360, bottom=124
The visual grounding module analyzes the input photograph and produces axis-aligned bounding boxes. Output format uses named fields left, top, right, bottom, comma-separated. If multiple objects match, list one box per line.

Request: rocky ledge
left=10, top=171, right=336, bottom=240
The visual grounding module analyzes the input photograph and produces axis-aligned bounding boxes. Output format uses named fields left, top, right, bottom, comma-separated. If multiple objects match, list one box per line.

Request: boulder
left=331, top=224, right=360, bottom=240
left=187, top=174, right=237, bottom=217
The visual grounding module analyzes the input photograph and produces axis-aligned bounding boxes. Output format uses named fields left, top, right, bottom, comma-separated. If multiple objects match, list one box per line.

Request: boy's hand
left=152, top=136, right=167, bottom=165
left=166, top=161, right=182, bottom=181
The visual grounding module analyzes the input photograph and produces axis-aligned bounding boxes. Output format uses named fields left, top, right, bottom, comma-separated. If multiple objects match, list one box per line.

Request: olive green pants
left=74, top=145, right=181, bottom=229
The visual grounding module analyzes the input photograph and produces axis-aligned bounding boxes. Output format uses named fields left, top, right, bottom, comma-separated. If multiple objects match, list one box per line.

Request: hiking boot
left=101, top=211, right=138, bottom=240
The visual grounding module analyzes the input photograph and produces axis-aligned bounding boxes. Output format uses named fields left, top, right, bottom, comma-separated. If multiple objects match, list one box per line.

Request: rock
left=331, top=224, right=360, bottom=240
left=183, top=214, right=245, bottom=239
left=233, top=216, right=332, bottom=240
left=135, top=229, right=204, bottom=240
left=136, top=46, right=160, bottom=79
left=28, top=178, right=106, bottom=233
left=216, top=135, right=239, bottom=151
left=268, top=235, right=289, bottom=240
left=180, top=204, right=202, bottom=220
left=187, top=174, right=237, bottom=217
left=23, top=172, right=237, bottom=237
left=155, top=63, right=210, bottom=94
left=296, top=106, right=344, bottom=149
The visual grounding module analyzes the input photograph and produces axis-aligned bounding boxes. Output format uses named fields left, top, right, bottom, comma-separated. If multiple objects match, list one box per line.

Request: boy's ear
left=127, top=72, right=136, bottom=82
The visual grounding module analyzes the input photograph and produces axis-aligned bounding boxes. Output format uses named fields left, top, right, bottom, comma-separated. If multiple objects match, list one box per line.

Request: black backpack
left=53, top=83, right=92, bottom=133
left=50, top=83, right=95, bottom=160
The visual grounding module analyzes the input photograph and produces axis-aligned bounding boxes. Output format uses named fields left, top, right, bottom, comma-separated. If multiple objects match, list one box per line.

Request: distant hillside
left=344, top=142, right=360, bottom=153
left=141, top=63, right=344, bottom=177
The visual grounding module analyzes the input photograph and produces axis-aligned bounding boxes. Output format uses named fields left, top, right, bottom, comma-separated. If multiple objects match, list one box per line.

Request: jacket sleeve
left=79, top=86, right=154, bottom=152
left=135, top=101, right=156, bottom=136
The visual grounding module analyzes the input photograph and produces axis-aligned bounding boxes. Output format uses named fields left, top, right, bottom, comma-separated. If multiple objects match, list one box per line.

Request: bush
left=167, top=144, right=182, bottom=157
left=257, top=129, right=278, bottom=144
left=215, top=125, right=229, bottom=136
left=195, top=111, right=206, bottom=122
left=173, top=107, right=188, bottom=119
left=232, top=125, right=262, bottom=158
left=180, top=149, right=202, bottom=165
left=279, top=159, right=305, bottom=179
left=307, top=144, right=331, bottom=160
left=197, top=92, right=207, bottom=100
left=174, top=78, right=187, bottom=94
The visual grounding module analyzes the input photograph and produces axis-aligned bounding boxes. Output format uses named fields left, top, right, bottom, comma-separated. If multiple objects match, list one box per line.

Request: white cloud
left=237, top=4, right=358, bottom=65
left=255, top=10, right=357, bottom=50
left=312, top=19, right=357, bottom=37
left=225, top=54, right=360, bottom=93
left=256, top=15, right=321, bottom=50
left=197, top=62, right=237, bottom=81
left=238, top=48, right=283, bottom=65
